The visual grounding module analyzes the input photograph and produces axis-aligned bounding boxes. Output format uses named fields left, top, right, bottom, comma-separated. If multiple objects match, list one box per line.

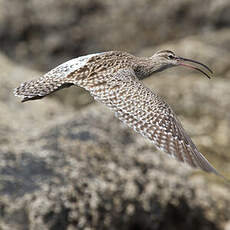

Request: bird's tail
left=14, top=75, right=74, bottom=102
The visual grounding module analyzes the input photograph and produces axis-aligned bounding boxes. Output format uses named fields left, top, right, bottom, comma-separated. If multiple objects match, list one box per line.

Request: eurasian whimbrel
left=14, top=50, right=226, bottom=179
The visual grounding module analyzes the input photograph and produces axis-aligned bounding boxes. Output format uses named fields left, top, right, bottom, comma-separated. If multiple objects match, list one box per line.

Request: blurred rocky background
left=0, top=0, right=230, bottom=229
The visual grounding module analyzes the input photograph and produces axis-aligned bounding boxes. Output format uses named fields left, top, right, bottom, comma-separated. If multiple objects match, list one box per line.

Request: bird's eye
left=168, top=54, right=174, bottom=59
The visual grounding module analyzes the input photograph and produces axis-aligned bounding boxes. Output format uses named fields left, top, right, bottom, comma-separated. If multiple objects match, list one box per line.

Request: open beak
left=177, top=57, right=213, bottom=79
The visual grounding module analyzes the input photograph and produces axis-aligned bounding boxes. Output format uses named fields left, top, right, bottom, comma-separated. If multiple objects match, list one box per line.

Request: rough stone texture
left=0, top=0, right=230, bottom=229
left=0, top=104, right=230, bottom=230
left=0, top=0, right=230, bottom=71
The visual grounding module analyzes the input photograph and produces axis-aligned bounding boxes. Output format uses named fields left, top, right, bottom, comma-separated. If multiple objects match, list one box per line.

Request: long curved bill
left=178, top=57, right=213, bottom=79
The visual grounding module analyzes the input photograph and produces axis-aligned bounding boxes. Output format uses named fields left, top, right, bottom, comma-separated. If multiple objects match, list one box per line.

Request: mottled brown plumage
left=14, top=50, right=227, bottom=180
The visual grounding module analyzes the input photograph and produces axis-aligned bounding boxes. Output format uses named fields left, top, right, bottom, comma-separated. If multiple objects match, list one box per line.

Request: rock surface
left=0, top=0, right=230, bottom=71
left=0, top=103, right=230, bottom=230
left=0, top=0, right=230, bottom=229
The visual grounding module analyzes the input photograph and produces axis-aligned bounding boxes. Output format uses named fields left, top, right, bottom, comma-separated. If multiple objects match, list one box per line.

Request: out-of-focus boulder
left=0, top=0, right=229, bottom=71
left=0, top=104, right=230, bottom=230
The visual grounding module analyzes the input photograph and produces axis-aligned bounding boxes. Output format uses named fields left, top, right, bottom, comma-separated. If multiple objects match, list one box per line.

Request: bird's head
left=151, top=50, right=213, bottom=79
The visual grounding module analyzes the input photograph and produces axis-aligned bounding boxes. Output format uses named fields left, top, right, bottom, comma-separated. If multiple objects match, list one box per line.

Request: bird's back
left=66, top=51, right=136, bottom=88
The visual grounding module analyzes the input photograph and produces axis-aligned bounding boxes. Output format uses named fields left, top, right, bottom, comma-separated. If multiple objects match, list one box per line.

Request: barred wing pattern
left=14, top=52, right=106, bottom=102
left=81, top=68, right=219, bottom=174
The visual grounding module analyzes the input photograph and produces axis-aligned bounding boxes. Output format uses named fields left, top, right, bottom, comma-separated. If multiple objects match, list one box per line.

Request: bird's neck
left=133, top=57, right=168, bottom=80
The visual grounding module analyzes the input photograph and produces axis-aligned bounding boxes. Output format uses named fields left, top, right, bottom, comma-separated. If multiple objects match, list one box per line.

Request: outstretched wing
left=14, top=52, right=106, bottom=102
left=82, top=67, right=219, bottom=175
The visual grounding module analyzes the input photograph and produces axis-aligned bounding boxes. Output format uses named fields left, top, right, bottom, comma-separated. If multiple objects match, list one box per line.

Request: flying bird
left=14, top=50, right=226, bottom=179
